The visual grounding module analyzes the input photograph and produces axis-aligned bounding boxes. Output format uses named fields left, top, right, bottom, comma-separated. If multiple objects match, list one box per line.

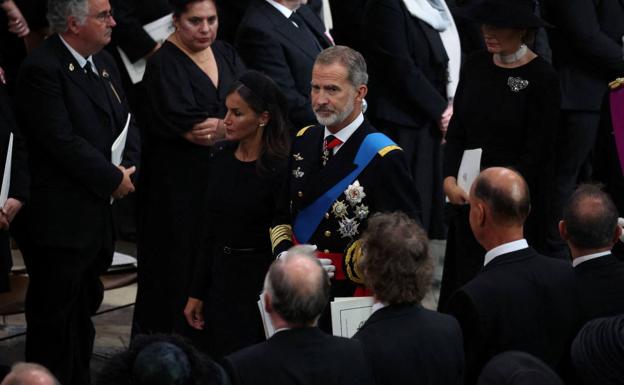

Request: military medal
left=292, top=167, right=304, bottom=179
left=338, top=217, right=360, bottom=238
left=345, top=180, right=366, bottom=206
left=293, top=153, right=304, bottom=161
left=354, top=204, right=369, bottom=220
left=331, top=200, right=348, bottom=218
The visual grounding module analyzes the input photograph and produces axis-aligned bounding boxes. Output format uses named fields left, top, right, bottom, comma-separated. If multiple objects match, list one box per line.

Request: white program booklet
left=457, top=148, right=483, bottom=195
left=331, top=297, right=374, bottom=338
left=0, top=133, right=13, bottom=208
left=258, top=295, right=276, bottom=339
left=110, top=114, right=131, bottom=204
left=117, top=13, right=175, bottom=84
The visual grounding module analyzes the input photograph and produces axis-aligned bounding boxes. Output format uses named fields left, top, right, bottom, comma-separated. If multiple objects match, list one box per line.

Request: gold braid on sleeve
left=344, top=239, right=365, bottom=285
left=270, top=225, right=293, bottom=253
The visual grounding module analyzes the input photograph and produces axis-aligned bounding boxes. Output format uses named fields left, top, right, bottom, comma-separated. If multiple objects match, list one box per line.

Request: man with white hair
left=15, top=0, right=139, bottom=383
left=1, top=363, right=59, bottom=385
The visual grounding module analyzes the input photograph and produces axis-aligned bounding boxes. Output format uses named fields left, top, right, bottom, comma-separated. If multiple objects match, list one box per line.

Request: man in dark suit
left=559, top=184, right=624, bottom=324
left=443, top=167, right=579, bottom=385
left=15, top=0, right=139, bottom=383
left=541, top=0, right=624, bottom=257
left=353, top=212, right=464, bottom=385
left=224, top=246, right=373, bottom=385
left=235, top=0, right=333, bottom=129
left=270, top=46, right=421, bottom=306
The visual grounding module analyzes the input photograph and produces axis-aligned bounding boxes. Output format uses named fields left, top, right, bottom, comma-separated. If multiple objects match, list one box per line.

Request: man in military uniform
left=271, top=45, right=421, bottom=302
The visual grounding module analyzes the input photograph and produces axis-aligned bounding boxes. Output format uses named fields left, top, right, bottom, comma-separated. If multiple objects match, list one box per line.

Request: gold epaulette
left=270, top=224, right=293, bottom=253
left=344, top=240, right=365, bottom=284
left=378, top=145, right=402, bottom=157
left=296, top=125, right=315, bottom=137
left=609, top=77, right=624, bottom=90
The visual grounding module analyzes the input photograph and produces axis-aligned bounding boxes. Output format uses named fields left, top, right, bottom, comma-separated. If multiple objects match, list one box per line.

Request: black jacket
left=574, top=254, right=624, bottom=324
left=353, top=304, right=465, bottom=385
left=224, top=327, right=374, bottom=385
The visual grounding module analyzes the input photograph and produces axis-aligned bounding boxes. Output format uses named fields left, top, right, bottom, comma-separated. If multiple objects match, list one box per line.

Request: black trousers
left=548, top=110, right=601, bottom=257
left=21, top=241, right=112, bottom=385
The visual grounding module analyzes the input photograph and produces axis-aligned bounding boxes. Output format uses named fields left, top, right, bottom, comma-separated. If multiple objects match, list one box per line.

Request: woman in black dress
left=134, top=0, right=244, bottom=336
left=184, top=70, right=290, bottom=359
left=439, top=0, right=560, bottom=307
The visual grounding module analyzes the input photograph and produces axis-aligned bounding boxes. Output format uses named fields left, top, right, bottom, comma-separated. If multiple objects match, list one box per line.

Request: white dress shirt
left=483, top=239, right=529, bottom=267
left=572, top=251, right=611, bottom=267
left=323, top=112, right=364, bottom=154
left=59, top=35, right=98, bottom=75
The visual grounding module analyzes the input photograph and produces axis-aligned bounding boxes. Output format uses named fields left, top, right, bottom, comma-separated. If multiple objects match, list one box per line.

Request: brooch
left=293, top=153, right=304, bottom=161
left=354, top=204, right=369, bottom=220
left=331, top=200, right=348, bottom=218
left=338, top=217, right=360, bottom=238
left=507, top=77, right=529, bottom=92
left=345, top=180, right=366, bottom=206
left=292, top=167, right=304, bottom=179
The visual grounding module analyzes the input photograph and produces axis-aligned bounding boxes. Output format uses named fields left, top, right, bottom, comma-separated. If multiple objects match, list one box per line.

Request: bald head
left=1, top=363, right=59, bottom=385
left=562, top=184, right=618, bottom=250
left=472, top=167, right=531, bottom=227
left=265, top=246, right=330, bottom=326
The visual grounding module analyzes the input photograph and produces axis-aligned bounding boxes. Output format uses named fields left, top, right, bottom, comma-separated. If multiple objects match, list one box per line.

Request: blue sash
left=293, top=133, right=396, bottom=243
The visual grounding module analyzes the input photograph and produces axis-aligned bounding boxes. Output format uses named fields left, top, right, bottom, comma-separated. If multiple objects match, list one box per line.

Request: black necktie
left=290, top=12, right=323, bottom=53
left=84, top=61, right=100, bottom=84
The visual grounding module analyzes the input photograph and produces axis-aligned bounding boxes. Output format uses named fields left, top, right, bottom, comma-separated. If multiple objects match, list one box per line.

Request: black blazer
left=235, top=0, right=332, bottom=128
left=224, top=327, right=374, bottom=385
left=15, top=34, right=140, bottom=259
left=363, top=0, right=449, bottom=128
left=443, top=247, right=579, bottom=385
left=541, top=0, right=624, bottom=111
left=574, top=254, right=624, bottom=324
left=110, top=0, right=172, bottom=63
left=353, top=304, right=465, bottom=385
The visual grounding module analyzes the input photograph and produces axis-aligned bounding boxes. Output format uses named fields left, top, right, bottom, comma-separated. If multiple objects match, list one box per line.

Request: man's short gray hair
left=47, top=0, right=90, bottom=33
left=315, top=45, right=369, bottom=87
left=264, top=246, right=330, bottom=326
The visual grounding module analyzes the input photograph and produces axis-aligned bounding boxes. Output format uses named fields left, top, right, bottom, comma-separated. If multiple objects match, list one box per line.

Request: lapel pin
left=69, top=63, right=75, bottom=72
left=101, top=69, right=110, bottom=79
left=293, top=153, right=304, bottom=161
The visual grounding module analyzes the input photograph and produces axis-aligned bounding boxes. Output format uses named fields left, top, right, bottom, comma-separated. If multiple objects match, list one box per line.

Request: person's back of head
left=477, top=351, right=563, bottom=385
left=561, top=184, right=620, bottom=255
left=469, top=167, right=531, bottom=248
left=95, top=334, right=228, bottom=385
left=264, top=246, right=330, bottom=327
left=360, top=212, right=432, bottom=305
left=1, top=363, right=59, bottom=385
left=571, top=315, right=624, bottom=385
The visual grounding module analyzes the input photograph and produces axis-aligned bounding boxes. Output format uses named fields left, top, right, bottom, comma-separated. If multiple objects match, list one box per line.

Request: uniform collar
left=484, top=239, right=529, bottom=266
left=58, top=34, right=97, bottom=74
left=323, top=112, right=364, bottom=154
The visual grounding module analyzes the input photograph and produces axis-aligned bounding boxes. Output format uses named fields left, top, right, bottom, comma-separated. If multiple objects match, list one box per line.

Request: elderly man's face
left=78, top=0, right=115, bottom=51
left=311, top=62, right=359, bottom=131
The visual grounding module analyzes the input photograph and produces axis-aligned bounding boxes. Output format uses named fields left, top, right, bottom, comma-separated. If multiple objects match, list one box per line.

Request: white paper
left=0, top=133, right=13, bottom=208
left=112, top=252, right=137, bottom=267
left=117, top=13, right=175, bottom=84
left=330, top=296, right=374, bottom=337
left=258, top=295, right=276, bottom=339
left=457, top=148, right=483, bottom=195
left=110, top=114, right=131, bottom=204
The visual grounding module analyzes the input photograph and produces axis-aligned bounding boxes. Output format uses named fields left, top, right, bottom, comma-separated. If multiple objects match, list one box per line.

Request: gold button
left=324, top=230, right=331, bottom=237
left=297, top=191, right=303, bottom=197
left=324, top=249, right=330, bottom=253
left=324, top=213, right=330, bottom=219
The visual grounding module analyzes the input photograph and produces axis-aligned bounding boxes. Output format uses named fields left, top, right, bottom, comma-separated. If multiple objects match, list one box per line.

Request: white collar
left=266, top=0, right=295, bottom=19
left=401, top=0, right=451, bottom=32
left=572, top=251, right=611, bottom=267
left=483, top=239, right=529, bottom=266
left=371, top=301, right=388, bottom=315
left=59, top=34, right=98, bottom=74
left=323, top=112, right=364, bottom=154
left=273, top=327, right=292, bottom=334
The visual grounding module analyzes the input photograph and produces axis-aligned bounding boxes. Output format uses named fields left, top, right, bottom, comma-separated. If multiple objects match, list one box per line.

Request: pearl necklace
left=494, top=44, right=528, bottom=64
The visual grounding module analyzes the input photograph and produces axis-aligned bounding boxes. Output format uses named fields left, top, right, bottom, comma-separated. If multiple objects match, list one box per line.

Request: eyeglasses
left=89, top=9, right=114, bottom=22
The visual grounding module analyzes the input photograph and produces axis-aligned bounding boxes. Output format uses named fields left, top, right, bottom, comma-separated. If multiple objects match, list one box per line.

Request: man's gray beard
left=315, top=101, right=354, bottom=128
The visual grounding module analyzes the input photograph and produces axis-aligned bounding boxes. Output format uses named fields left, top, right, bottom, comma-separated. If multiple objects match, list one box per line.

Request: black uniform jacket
left=574, top=254, right=624, bottom=325
left=15, top=34, right=140, bottom=260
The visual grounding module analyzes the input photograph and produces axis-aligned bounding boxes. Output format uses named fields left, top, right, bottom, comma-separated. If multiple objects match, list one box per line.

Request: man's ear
left=355, top=84, right=368, bottom=102
left=476, top=201, right=487, bottom=227
left=263, top=292, right=273, bottom=314
left=614, top=224, right=622, bottom=244
left=559, top=220, right=569, bottom=241
left=67, top=15, right=82, bottom=35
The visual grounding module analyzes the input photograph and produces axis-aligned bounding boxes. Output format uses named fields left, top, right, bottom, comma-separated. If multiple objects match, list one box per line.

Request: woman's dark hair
left=227, top=70, right=292, bottom=176
left=170, top=0, right=215, bottom=18
left=94, top=334, right=228, bottom=385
